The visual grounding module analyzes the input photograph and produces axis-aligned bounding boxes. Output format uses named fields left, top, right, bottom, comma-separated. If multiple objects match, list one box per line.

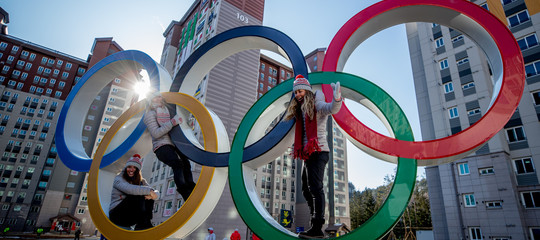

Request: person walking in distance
left=206, top=227, right=216, bottom=240
left=285, top=75, right=342, bottom=238
left=230, top=228, right=241, bottom=240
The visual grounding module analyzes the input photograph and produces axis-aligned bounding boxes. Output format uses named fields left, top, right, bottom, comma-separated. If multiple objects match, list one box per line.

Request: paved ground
left=1, top=233, right=101, bottom=240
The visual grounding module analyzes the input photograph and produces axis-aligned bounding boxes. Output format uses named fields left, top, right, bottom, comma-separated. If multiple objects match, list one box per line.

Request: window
left=77, top=208, right=85, bottom=214
left=457, top=57, right=469, bottom=65
left=448, top=106, right=458, bottom=119
left=34, top=194, right=43, bottom=200
left=11, top=46, right=19, bottom=53
left=29, top=53, right=36, bottom=61
left=517, top=33, right=538, bottom=51
left=61, top=72, right=69, bottom=79
left=0, top=42, right=7, bottom=50
left=458, top=162, right=470, bottom=175
left=469, top=227, right=482, bottom=240
left=114, top=78, right=121, bottom=84
left=506, top=126, right=526, bottom=142
left=486, top=201, right=502, bottom=209
left=525, top=60, right=540, bottom=77
left=24, top=62, right=32, bottom=71
left=1, top=65, right=9, bottom=74
left=46, top=158, right=55, bottom=166
left=167, top=180, right=176, bottom=195
left=530, top=228, right=540, bottom=240
left=514, top=157, right=535, bottom=174
left=38, top=181, right=47, bottom=189
left=13, top=205, right=21, bottom=212
left=507, top=10, right=530, bottom=28
left=444, top=82, right=454, bottom=93
left=65, top=63, right=72, bottom=70
left=7, top=55, right=14, bottom=64
left=12, top=70, right=21, bottom=78
left=260, top=63, right=265, bottom=70
left=163, top=201, right=173, bottom=217
left=467, top=108, right=481, bottom=116
left=435, top=37, right=444, bottom=48
left=453, top=79, right=470, bottom=90
left=67, top=182, right=75, bottom=188
left=463, top=193, right=476, bottom=207
left=41, top=57, right=48, bottom=65
left=502, top=0, right=515, bottom=5
left=439, top=59, right=449, bottom=70
left=479, top=167, right=494, bottom=175
left=16, top=60, right=25, bottom=68
left=533, top=91, right=540, bottom=106
left=55, top=91, right=62, bottom=98
left=522, top=191, right=540, bottom=208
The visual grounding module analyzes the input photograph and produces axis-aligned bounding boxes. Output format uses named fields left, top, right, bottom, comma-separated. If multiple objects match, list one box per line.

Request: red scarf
left=293, top=100, right=321, bottom=161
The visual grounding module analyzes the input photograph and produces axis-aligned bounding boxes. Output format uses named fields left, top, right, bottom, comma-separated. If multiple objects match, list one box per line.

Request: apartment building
left=406, top=0, right=540, bottom=239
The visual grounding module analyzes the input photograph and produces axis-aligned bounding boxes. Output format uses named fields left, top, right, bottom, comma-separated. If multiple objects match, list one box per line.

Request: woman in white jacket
left=143, top=92, right=195, bottom=201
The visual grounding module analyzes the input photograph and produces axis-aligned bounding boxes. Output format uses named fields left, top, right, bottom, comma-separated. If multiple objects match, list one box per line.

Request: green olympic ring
left=229, top=72, right=417, bottom=239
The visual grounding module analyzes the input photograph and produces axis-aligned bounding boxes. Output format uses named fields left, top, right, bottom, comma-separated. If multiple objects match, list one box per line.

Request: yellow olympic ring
left=87, top=92, right=228, bottom=240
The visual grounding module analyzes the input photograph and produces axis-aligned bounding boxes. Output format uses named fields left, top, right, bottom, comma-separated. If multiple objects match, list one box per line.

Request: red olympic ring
left=322, top=0, right=525, bottom=164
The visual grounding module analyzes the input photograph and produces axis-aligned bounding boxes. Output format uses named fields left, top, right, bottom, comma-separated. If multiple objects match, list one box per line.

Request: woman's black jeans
left=154, top=144, right=196, bottom=200
left=109, top=195, right=154, bottom=230
left=301, top=151, right=329, bottom=221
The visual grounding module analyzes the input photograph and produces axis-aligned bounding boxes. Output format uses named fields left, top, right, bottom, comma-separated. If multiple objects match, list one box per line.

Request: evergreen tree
left=348, top=174, right=432, bottom=237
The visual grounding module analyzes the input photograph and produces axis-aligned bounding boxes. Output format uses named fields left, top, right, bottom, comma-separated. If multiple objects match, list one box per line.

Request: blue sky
left=2, top=0, right=424, bottom=190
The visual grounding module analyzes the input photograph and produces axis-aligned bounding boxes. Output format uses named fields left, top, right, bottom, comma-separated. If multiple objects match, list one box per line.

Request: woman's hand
left=171, top=114, right=183, bottom=126
left=331, top=82, right=341, bottom=101
left=146, top=190, right=159, bottom=200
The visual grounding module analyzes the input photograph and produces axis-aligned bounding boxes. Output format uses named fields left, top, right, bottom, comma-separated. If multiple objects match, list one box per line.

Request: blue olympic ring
left=168, top=25, right=308, bottom=167
left=56, top=50, right=170, bottom=172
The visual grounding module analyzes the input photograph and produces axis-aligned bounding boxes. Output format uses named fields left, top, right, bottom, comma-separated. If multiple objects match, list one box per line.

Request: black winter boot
left=298, top=218, right=325, bottom=239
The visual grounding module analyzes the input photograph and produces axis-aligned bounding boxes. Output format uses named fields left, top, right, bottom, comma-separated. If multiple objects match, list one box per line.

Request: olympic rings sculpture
left=55, top=0, right=525, bottom=239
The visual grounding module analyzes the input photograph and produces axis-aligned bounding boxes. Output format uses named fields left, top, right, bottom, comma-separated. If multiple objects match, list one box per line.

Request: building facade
left=154, top=0, right=264, bottom=239
left=155, top=1, right=350, bottom=239
left=406, top=1, right=540, bottom=239
left=0, top=25, right=88, bottom=232
left=0, top=10, right=135, bottom=234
